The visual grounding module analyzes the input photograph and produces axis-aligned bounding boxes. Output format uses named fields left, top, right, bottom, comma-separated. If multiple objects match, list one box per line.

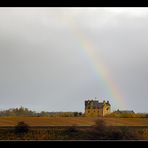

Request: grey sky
left=0, top=8, right=148, bottom=113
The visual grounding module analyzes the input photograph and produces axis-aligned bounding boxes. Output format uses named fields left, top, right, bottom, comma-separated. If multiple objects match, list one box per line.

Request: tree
left=14, top=121, right=30, bottom=134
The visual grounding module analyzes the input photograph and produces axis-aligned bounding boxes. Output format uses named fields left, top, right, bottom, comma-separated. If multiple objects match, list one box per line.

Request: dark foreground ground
left=0, top=125, right=148, bottom=140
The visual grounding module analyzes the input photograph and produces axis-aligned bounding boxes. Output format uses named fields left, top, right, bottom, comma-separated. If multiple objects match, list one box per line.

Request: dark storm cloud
left=0, top=8, right=148, bottom=112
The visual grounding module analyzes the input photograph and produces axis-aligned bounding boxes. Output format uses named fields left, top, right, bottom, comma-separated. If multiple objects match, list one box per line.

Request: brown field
left=0, top=117, right=148, bottom=126
left=0, top=117, right=96, bottom=126
left=104, top=118, right=148, bottom=126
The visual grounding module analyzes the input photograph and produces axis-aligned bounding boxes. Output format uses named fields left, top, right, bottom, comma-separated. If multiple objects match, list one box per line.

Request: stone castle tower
left=85, top=99, right=111, bottom=117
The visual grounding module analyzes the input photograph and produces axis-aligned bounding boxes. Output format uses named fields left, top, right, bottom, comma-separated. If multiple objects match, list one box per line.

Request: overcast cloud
left=0, top=8, right=148, bottom=113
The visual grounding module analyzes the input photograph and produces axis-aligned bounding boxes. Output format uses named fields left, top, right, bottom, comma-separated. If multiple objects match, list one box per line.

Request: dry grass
left=104, top=118, right=148, bottom=126
left=0, top=117, right=147, bottom=126
left=0, top=117, right=96, bottom=126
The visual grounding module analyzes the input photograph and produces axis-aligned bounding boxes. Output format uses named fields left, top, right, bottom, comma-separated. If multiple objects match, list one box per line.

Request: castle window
left=106, top=107, right=109, bottom=110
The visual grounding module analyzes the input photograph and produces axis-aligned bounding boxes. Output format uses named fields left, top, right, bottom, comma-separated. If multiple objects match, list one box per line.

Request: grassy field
left=0, top=117, right=148, bottom=140
left=0, top=117, right=148, bottom=126
left=0, top=117, right=96, bottom=126
left=104, top=118, right=148, bottom=126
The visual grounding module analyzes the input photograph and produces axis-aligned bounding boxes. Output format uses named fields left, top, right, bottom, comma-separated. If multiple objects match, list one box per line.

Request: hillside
left=0, top=117, right=148, bottom=126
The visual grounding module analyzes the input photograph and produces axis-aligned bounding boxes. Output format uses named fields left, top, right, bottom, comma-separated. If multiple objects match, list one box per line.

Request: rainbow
left=55, top=15, right=127, bottom=109
left=75, top=29, right=127, bottom=109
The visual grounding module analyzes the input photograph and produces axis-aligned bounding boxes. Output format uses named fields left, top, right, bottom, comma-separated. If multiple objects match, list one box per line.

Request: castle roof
left=98, top=103, right=103, bottom=108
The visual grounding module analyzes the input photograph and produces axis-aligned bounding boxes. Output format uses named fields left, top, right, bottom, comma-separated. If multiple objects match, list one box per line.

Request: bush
left=89, top=118, right=109, bottom=140
left=64, top=126, right=80, bottom=137
left=14, top=121, right=30, bottom=134
left=89, top=118, right=143, bottom=140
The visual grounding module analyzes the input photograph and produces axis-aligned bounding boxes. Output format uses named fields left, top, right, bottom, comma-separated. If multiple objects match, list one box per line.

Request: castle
left=85, top=99, right=111, bottom=117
